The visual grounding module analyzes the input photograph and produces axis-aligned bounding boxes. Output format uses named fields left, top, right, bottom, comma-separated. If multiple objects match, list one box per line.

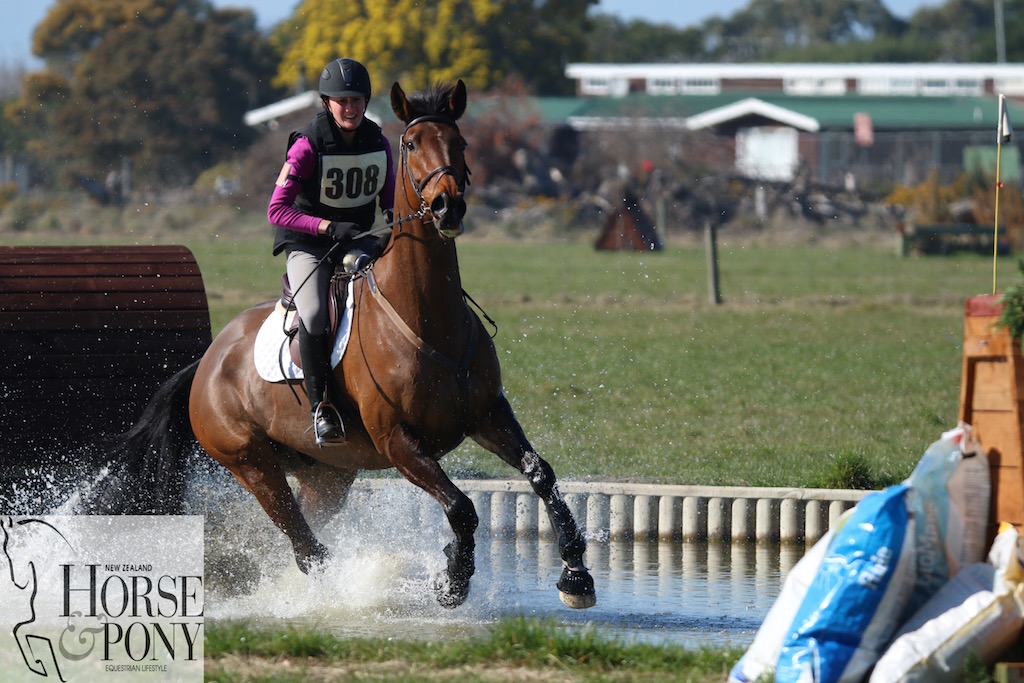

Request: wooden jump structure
left=959, top=294, right=1024, bottom=536
left=0, top=245, right=211, bottom=468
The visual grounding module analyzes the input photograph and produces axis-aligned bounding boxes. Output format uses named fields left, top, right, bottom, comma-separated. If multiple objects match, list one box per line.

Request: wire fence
left=813, top=130, right=1021, bottom=190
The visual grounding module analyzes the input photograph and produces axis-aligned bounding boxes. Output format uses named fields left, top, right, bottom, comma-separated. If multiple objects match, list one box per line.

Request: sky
left=1, top=0, right=945, bottom=69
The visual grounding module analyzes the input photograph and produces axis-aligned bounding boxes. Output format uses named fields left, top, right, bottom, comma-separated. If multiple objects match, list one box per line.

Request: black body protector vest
left=273, top=110, right=388, bottom=255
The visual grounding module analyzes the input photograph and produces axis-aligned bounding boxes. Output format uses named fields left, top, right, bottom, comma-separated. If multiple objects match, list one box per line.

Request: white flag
left=999, top=93, right=1014, bottom=144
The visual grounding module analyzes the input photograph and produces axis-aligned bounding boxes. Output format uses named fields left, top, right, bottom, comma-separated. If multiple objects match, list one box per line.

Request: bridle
left=398, top=115, right=470, bottom=224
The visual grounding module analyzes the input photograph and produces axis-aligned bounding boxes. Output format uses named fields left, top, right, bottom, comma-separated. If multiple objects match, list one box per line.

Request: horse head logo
left=1, top=517, right=74, bottom=681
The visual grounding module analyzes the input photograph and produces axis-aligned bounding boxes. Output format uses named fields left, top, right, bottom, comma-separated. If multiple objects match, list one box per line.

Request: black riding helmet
left=319, top=58, right=371, bottom=101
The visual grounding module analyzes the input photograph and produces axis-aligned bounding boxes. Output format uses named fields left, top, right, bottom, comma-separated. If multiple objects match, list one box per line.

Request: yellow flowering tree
left=276, top=0, right=500, bottom=94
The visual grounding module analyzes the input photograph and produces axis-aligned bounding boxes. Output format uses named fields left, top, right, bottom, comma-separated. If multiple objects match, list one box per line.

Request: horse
left=93, top=80, right=595, bottom=611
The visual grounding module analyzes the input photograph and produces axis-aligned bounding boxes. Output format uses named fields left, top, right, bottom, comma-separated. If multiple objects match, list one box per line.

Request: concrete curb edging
left=353, top=478, right=870, bottom=545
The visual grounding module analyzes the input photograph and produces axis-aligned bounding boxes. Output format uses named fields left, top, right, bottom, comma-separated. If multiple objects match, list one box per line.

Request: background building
left=557, top=63, right=1024, bottom=186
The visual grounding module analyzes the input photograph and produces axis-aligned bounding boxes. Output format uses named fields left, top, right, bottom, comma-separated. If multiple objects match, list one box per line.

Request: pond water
left=200, top=475, right=804, bottom=649
left=5, top=463, right=803, bottom=650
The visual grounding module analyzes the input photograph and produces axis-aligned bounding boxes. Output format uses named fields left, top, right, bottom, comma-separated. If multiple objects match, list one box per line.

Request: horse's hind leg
left=471, top=395, right=596, bottom=609
left=385, top=425, right=477, bottom=608
left=218, top=443, right=329, bottom=574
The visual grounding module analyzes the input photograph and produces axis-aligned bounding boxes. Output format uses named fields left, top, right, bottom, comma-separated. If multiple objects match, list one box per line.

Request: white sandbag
left=901, top=424, right=990, bottom=621
left=869, top=525, right=1024, bottom=683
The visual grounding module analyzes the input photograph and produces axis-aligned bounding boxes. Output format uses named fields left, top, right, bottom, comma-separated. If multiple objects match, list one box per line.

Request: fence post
left=705, top=221, right=721, bottom=305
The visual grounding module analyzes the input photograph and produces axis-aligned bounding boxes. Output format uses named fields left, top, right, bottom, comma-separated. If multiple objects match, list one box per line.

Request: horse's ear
left=391, top=82, right=410, bottom=123
left=450, top=79, right=467, bottom=121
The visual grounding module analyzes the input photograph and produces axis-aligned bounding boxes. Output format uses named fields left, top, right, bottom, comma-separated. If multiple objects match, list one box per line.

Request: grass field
left=204, top=617, right=744, bottom=682
left=452, top=241, right=981, bottom=489
left=5, top=218, right=1016, bottom=489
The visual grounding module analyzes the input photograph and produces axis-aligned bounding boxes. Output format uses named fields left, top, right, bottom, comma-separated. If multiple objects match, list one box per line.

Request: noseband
left=399, top=115, right=470, bottom=220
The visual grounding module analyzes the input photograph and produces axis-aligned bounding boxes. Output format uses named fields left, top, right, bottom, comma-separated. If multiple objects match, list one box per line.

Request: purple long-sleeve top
left=267, top=135, right=396, bottom=235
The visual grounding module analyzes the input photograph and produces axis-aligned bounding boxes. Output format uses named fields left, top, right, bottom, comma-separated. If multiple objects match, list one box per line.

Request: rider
left=267, top=57, right=396, bottom=446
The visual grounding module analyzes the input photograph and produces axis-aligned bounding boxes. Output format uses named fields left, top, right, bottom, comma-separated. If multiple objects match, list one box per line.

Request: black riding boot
left=298, top=320, right=344, bottom=446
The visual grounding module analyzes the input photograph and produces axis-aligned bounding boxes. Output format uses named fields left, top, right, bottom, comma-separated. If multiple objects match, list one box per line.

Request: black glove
left=326, top=221, right=358, bottom=241
left=383, top=209, right=395, bottom=226
left=349, top=236, right=377, bottom=254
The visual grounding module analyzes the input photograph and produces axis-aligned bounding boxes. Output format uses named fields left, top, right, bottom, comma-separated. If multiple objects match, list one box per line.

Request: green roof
left=754, top=94, right=1021, bottom=131
left=529, top=97, right=585, bottom=122
left=526, top=92, right=1024, bottom=133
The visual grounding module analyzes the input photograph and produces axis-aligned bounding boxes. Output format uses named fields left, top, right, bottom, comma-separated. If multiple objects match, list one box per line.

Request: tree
left=481, top=0, right=597, bottom=95
left=6, top=0, right=281, bottom=188
left=765, top=0, right=1022, bottom=63
left=703, top=0, right=906, bottom=61
left=276, top=0, right=497, bottom=94
left=584, top=16, right=704, bottom=64
left=274, top=0, right=595, bottom=96
left=1003, top=2, right=1024, bottom=62
left=4, top=71, right=69, bottom=168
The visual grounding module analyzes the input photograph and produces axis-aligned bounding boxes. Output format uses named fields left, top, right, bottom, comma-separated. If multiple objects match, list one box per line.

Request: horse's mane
left=404, top=82, right=461, bottom=120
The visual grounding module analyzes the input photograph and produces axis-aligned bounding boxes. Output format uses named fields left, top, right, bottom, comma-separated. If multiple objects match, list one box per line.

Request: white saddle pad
left=253, top=280, right=355, bottom=383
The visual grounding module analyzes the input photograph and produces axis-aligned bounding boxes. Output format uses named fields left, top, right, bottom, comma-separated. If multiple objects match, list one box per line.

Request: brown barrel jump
left=0, top=245, right=211, bottom=468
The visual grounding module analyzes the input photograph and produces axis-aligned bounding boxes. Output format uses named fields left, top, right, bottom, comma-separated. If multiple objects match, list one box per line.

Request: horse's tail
left=82, top=358, right=202, bottom=514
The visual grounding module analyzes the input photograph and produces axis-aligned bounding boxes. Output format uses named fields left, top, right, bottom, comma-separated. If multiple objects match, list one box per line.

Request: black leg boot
left=298, top=320, right=344, bottom=446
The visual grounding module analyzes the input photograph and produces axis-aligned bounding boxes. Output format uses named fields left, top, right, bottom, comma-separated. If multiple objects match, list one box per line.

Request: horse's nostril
left=431, top=194, right=450, bottom=218
left=454, top=197, right=467, bottom=220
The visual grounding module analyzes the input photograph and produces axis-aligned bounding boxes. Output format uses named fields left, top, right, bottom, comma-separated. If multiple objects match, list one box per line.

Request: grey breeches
left=285, top=245, right=335, bottom=334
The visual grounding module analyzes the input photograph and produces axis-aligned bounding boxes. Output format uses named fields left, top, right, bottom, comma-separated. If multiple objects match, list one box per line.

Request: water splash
left=3, top=450, right=786, bottom=648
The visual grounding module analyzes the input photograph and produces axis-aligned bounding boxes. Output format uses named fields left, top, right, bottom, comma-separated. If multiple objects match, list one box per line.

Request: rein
left=364, top=269, right=479, bottom=380
left=277, top=214, right=408, bottom=406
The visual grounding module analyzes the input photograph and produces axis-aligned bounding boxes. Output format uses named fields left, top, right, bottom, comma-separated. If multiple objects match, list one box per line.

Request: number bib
left=318, top=151, right=387, bottom=209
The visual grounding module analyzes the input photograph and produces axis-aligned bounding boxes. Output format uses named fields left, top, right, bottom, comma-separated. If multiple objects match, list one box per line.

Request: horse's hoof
left=557, top=565, right=596, bottom=610
left=297, top=542, right=330, bottom=575
left=433, top=570, right=470, bottom=609
left=559, top=590, right=597, bottom=610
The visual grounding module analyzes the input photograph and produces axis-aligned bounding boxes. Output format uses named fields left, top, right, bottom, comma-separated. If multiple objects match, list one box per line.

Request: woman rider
left=267, top=58, right=396, bottom=446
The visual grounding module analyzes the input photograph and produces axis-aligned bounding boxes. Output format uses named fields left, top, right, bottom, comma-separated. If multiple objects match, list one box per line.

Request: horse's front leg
left=386, top=424, right=478, bottom=608
left=219, top=446, right=329, bottom=574
left=471, top=395, right=596, bottom=609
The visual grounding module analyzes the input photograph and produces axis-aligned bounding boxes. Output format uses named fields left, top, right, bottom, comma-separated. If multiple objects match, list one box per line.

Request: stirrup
left=312, top=402, right=345, bottom=446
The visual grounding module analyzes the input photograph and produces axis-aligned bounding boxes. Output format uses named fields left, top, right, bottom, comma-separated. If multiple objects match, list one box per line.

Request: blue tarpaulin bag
left=775, top=484, right=916, bottom=683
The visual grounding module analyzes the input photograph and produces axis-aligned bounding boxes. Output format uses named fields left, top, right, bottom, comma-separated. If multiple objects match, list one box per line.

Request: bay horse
left=94, top=80, right=595, bottom=610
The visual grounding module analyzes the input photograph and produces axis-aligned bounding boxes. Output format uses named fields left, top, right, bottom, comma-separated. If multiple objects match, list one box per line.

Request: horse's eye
left=405, top=140, right=416, bottom=151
